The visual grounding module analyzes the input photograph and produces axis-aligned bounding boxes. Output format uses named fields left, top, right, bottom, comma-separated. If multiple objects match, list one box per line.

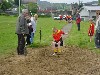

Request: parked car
left=53, top=16, right=60, bottom=20
left=53, top=15, right=67, bottom=20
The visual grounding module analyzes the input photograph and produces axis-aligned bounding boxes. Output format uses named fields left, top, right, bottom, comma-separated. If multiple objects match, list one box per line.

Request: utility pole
left=51, top=3, right=54, bottom=19
left=19, top=0, right=21, bottom=16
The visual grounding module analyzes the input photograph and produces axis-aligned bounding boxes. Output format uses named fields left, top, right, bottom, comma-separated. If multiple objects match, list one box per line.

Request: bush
left=13, top=14, right=18, bottom=17
left=0, top=13, right=10, bottom=16
left=0, top=13, right=6, bottom=15
left=38, top=15, right=51, bottom=18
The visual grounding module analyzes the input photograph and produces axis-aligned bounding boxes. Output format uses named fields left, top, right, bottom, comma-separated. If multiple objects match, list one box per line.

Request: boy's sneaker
left=53, top=53, right=56, bottom=55
left=94, top=47, right=97, bottom=48
left=52, top=53, right=57, bottom=56
left=94, top=46, right=100, bottom=48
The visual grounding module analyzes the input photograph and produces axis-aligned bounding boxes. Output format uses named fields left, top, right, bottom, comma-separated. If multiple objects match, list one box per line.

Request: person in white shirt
left=30, top=14, right=38, bottom=44
left=94, top=14, right=100, bottom=48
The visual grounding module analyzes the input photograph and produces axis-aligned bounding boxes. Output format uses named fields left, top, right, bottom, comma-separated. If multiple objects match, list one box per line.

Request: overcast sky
left=40, top=0, right=98, bottom=4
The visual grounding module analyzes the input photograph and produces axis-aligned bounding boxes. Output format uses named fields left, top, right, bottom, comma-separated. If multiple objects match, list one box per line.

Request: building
left=80, top=6, right=100, bottom=21
left=22, top=0, right=37, bottom=4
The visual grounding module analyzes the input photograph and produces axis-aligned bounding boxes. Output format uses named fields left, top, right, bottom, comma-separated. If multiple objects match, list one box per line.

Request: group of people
left=15, top=9, right=100, bottom=55
left=76, top=10, right=100, bottom=48
left=59, top=15, right=72, bottom=23
left=15, top=9, right=38, bottom=55
left=26, top=14, right=38, bottom=45
left=59, top=10, right=100, bottom=49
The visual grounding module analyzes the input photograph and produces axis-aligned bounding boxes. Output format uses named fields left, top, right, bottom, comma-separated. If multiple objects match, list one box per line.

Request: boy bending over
left=52, top=27, right=68, bottom=55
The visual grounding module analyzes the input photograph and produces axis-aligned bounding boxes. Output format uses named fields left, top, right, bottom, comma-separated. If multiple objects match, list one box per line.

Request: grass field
left=0, top=16, right=17, bottom=56
left=0, top=16, right=66, bottom=56
left=0, top=16, right=100, bottom=57
left=65, top=21, right=100, bottom=53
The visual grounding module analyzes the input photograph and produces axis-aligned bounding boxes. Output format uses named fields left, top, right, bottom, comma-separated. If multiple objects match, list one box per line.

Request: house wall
left=80, top=8, right=97, bottom=21
left=89, top=11, right=96, bottom=20
left=81, top=16, right=89, bottom=21
left=80, top=8, right=89, bottom=17
left=80, top=8, right=89, bottom=21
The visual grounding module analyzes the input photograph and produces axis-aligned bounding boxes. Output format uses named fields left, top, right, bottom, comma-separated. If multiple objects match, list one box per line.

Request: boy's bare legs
left=52, top=41, right=57, bottom=55
left=57, top=41, right=61, bottom=53
left=90, top=36, right=92, bottom=42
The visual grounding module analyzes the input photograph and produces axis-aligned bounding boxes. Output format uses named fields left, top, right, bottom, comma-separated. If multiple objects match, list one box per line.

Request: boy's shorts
left=55, top=38, right=63, bottom=47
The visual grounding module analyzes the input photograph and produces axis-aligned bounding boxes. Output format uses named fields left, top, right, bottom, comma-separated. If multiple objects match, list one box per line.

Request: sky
left=40, top=0, right=98, bottom=4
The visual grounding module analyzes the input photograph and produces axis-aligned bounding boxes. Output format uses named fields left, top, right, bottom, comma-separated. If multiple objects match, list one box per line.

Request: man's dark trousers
left=77, top=23, right=80, bottom=31
left=17, top=34, right=25, bottom=55
left=95, top=32, right=100, bottom=48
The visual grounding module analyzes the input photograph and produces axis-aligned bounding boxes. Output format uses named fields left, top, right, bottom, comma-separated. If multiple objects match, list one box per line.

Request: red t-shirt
left=53, top=30, right=64, bottom=42
left=88, top=23, right=94, bottom=36
left=76, top=18, right=81, bottom=24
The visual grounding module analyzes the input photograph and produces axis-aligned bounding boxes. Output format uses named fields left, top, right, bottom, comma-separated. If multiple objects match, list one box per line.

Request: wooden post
left=40, top=27, right=41, bottom=42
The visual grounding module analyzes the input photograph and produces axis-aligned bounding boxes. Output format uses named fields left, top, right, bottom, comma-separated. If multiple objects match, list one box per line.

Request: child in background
left=88, top=18, right=95, bottom=42
left=52, top=27, right=68, bottom=55
left=59, top=15, right=63, bottom=22
left=68, top=15, right=72, bottom=23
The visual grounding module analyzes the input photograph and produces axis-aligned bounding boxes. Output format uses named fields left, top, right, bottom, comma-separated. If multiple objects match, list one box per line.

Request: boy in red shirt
left=52, top=27, right=68, bottom=55
left=88, top=18, right=95, bottom=42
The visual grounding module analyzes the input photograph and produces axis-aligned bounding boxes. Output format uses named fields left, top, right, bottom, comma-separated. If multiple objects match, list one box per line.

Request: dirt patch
left=0, top=46, right=100, bottom=75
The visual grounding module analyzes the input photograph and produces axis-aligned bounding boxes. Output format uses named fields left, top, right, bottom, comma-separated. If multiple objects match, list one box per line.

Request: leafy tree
left=99, top=0, right=100, bottom=5
left=1, top=0, right=11, bottom=11
left=14, top=0, right=21, bottom=6
left=28, top=2, right=38, bottom=14
left=79, top=2, right=83, bottom=9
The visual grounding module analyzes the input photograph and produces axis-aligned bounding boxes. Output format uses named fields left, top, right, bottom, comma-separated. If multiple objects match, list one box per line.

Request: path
left=62, top=23, right=72, bottom=40
left=62, top=23, right=72, bottom=33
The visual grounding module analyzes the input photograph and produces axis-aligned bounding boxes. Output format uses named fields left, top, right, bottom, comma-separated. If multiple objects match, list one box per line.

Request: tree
left=99, top=0, right=100, bottom=5
left=0, top=0, right=11, bottom=11
left=14, top=0, right=21, bottom=6
left=28, top=2, right=38, bottom=14
left=8, top=0, right=14, bottom=3
left=79, top=2, right=83, bottom=10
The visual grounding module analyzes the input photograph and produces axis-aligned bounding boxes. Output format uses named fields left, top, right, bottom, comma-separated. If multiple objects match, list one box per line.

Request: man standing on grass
left=76, top=10, right=81, bottom=31
left=15, top=9, right=29, bottom=55
left=94, top=13, right=100, bottom=48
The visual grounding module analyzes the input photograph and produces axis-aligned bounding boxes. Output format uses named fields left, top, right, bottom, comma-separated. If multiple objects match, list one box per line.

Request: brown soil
left=0, top=46, right=100, bottom=75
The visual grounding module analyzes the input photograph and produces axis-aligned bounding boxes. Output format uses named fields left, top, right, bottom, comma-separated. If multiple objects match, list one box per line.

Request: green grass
left=32, top=18, right=66, bottom=47
left=0, top=16, right=100, bottom=57
left=0, top=16, right=66, bottom=56
left=0, top=16, right=17, bottom=56
left=65, top=21, right=100, bottom=53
